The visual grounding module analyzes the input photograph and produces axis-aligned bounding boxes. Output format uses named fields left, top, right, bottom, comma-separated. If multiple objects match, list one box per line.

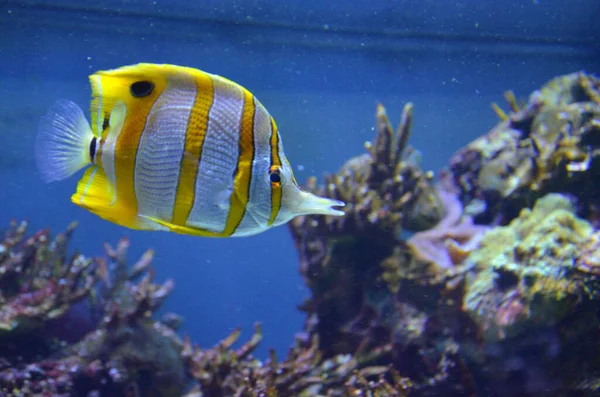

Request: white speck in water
left=297, top=164, right=305, bottom=171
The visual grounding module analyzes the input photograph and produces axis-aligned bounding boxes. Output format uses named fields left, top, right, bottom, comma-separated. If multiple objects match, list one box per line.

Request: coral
left=0, top=223, right=186, bottom=397
left=291, top=103, right=444, bottom=242
left=287, top=71, right=600, bottom=397
left=0, top=221, right=95, bottom=334
left=445, top=71, right=600, bottom=225
left=288, top=103, right=442, bottom=360
left=286, top=104, right=448, bottom=363
left=182, top=321, right=411, bottom=397
left=288, top=103, right=482, bottom=397
left=575, top=230, right=600, bottom=276
left=457, top=194, right=600, bottom=396
left=463, top=193, right=596, bottom=342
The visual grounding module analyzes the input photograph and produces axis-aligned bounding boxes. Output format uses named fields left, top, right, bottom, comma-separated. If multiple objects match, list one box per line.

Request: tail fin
left=35, top=99, right=95, bottom=183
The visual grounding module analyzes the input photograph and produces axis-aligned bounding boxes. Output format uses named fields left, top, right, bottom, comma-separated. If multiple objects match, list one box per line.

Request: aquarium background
left=0, top=0, right=598, bottom=359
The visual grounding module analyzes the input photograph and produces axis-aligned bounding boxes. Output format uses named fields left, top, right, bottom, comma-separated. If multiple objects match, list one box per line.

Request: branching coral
left=183, top=322, right=411, bottom=397
left=0, top=223, right=185, bottom=397
left=0, top=221, right=95, bottom=334
left=0, top=221, right=422, bottom=397
left=291, top=102, right=443, bottom=242
left=287, top=102, right=447, bottom=367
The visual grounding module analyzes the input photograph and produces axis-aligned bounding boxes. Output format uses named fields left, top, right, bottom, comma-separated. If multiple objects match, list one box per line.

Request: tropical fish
left=35, top=63, right=345, bottom=237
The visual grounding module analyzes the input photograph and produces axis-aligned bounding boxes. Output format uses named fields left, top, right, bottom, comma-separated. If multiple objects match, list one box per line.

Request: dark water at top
left=0, top=0, right=598, bottom=358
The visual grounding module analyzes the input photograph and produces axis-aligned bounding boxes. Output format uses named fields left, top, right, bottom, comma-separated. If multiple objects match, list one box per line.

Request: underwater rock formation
left=445, top=72, right=600, bottom=225
left=459, top=193, right=600, bottom=395
left=463, top=193, right=596, bottom=342
left=288, top=71, right=600, bottom=397
left=289, top=102, right=484, bottom=396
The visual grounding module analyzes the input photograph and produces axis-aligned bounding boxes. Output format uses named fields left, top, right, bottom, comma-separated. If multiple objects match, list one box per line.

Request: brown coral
left=291, top=102, right=443, bottom=242
left=182, top=322, right=410, bottom=397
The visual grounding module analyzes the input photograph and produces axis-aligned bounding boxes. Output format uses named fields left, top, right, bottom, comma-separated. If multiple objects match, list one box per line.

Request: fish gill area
left=0, top=71, right=599, bottom=396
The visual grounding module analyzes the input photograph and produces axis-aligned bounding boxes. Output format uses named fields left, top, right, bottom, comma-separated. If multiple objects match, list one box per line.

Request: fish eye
left=268, top=166, right=282, bottom=185
left=130, top=81, right=154, bottom=98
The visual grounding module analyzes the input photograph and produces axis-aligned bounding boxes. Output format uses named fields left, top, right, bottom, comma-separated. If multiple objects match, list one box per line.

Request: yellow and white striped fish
left=35, top=63, right=345, bottom=237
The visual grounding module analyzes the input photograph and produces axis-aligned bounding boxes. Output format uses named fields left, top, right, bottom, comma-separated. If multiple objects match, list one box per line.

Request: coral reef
left=2, top=71, right=599, bottom=397
left=0, top=222, right=185, bottom=397
left=293, top=103, right=444, bottom=242
left=0, top=221, right=95, bottom=335
left=288, top=71, right=600, bottom=396
left=463, top=193, right=595, bottom=342
left=445, top=72, right=600, bottom=225
left=0, top=221, right=414, bottom=397
left=182, top=321, right=411, bottom=397
left=458, top=193, right=600, bottom=396
left=288, top=102, right=484, bottom=396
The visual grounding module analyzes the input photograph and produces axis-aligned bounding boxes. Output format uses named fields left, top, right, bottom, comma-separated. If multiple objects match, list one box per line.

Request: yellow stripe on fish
left=172, top=72, right=214, bottom=226
left=268, top=117, right=283, bottom=226
left=34, top=63, right=345, bottom=238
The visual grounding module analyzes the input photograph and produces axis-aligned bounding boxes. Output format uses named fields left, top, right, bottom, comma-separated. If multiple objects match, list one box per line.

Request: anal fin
left=72, top=165, right=118, bottom=219
left=139, top=215, right=223, bottom=237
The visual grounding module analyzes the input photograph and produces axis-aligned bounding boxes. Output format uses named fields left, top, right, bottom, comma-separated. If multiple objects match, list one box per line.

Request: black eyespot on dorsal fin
left=89, top=137, right=97, bottom=162
left=130, top=81, right=154, bottom=98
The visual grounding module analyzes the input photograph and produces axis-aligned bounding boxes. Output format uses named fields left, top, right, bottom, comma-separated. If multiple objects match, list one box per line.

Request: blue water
left=1, top=0, right=598, bottom=358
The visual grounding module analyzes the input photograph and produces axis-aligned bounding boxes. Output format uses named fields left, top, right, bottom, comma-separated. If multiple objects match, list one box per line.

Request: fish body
left=35, top=63, right=344, bottom=237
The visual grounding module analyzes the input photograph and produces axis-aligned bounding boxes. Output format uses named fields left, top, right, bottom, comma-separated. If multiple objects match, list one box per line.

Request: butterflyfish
left=34, top=63, right=345, bottom=237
